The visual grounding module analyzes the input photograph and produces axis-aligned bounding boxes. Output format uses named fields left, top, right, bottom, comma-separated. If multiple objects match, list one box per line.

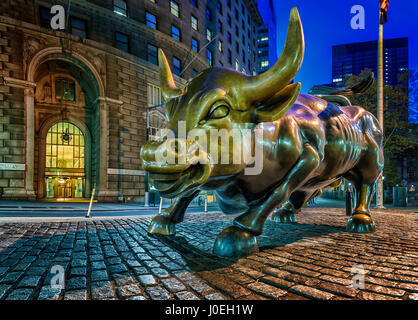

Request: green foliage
left=343, top=69, right=418, bottom=187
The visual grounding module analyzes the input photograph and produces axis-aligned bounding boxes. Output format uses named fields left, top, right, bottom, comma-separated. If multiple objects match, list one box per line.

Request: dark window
left=192, top=38, right=199, bottom=52
left=235, top=41, right=239, bottom=53
left=171, top=25, right=180, bottom=41
left=241, top=4, right=245, bottom=15
left=173, top=56, right=181, bottom=76
left=115, top=31, right=129, bottom=52
left=234, top=8, right=238, bottom=19
left=206, top=7, right=212, bottom=21
left=147, top=44, right=158, bottom=64
left=227, top=32, right=232, bottom=43
left=219, top=61, right=223, bottom=67
left=70, top=17, right=87, bottom=38
left=241, top=19, right=245, bottom=29
left=146, top=12, right=157, bottom=29
left=235, top=25, right=239, bottom=36
left=55, top=78, right=76, bottom=101
left=207, top=49, right=213, bottom=66
left=227, top=49, right=232, bottom=64
left=217, top=1, right=223, bottom=15
left=190, top=0, right=198, bottom=8
left=227, top=14, right=231, bottom=26
left=39, top=6, right=52, bottom=28
left=217, top=20, right=223, bottom=33
left=113, top=0, right=127, bottom=17
left=227, top=0, right=231, bottom=9
left=242, top=49, right=245, bottom=62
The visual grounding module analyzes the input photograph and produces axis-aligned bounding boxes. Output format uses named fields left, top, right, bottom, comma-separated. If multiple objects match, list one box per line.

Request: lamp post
left=376, top=2, right=385, bottom=208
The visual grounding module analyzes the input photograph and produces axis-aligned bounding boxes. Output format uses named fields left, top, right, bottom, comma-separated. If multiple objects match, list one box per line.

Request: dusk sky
left=259, top=0, right=418, bottom=93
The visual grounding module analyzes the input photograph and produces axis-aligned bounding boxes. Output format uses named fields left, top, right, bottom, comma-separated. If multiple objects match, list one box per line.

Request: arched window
left=46, top=121, right=85, bottom=169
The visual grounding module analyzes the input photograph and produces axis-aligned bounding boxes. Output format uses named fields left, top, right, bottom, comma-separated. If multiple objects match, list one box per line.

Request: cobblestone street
left=0, top=207, right=417, bottom=300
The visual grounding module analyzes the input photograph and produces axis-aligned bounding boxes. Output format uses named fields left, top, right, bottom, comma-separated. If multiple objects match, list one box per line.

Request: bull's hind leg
left=345, top=131, right=382, bottom=233
left=147, top=190, right=200, bottom=235
left=346, top=183, right=376, bottom=233
left=213, top=145, right=320, bottom=257
left=271, top=189, right=322, bottom=223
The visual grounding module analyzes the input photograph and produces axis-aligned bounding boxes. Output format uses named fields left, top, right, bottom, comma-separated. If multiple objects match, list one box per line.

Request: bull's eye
left=206, top=104, right=230, bottom=120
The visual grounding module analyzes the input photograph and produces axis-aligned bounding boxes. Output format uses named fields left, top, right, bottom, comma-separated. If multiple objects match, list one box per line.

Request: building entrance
left=44, top=121, right=86, bottom=200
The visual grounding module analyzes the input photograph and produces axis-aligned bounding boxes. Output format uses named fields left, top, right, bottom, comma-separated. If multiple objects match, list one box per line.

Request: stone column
left=97, top=96, right=123, bottom=202
left=2, top=77, right=36, bottom=199
left=97, top=99, right=109, bottom=201
left=24, top=87, right=36, bottom=199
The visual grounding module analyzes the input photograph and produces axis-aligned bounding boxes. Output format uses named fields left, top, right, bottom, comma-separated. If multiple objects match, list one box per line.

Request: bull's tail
left=308, top=73, right=375, bottom=107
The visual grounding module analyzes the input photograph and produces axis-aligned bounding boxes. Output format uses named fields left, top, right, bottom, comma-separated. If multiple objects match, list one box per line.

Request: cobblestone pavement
left=0, top=207, right=417, bottom=300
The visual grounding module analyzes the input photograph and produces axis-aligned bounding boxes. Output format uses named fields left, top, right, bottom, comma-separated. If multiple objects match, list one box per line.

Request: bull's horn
left=158, top=49, right=182, bottom=100
left=243, top=7, right=304, bottom=104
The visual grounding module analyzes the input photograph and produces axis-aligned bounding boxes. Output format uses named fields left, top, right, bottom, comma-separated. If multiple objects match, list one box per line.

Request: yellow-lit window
left=46, top=122, right=85, bottom=169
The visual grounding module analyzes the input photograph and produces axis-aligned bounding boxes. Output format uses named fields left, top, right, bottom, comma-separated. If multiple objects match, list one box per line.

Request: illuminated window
left=260, top=60, right=268, bottom=67
left=218, top=39, right=223, bottom=53
left=46, top=122, right=85, bottom=169
left=206, top=28, right=213, bottom=41
left=113, top=0, right=127, bottom=16
left=147, top=83, right=163, bottom=107
left=170, top=1, right=180, bottom=17
left=191, top=15, right=198, bottom=30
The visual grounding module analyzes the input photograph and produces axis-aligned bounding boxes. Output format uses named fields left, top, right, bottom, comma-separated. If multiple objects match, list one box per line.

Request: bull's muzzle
left=140, top=138, right=212, bottom=198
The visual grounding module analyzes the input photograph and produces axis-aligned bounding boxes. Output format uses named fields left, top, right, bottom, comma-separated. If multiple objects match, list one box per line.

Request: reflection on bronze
left=140, top=7, right=383, bottom=257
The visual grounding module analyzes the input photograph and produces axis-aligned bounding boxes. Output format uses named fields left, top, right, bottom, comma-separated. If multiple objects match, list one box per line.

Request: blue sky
left=258, top=0, right=418, bottom=93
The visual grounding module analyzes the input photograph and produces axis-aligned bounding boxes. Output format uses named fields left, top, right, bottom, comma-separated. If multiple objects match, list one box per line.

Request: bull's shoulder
left=339, top=105, right=369, bottom=121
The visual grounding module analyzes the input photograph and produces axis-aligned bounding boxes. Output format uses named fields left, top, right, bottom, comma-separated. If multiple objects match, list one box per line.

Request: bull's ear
left=252, top=82, right=301, bottom=123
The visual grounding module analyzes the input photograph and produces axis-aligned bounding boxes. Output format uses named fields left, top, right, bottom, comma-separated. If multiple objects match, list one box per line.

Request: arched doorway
left=44, top=121, right=87, bottom=200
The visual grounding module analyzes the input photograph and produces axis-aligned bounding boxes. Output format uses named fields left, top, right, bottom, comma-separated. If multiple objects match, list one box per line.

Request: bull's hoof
left=271, top=209, right=296, bottom=223
left=213, top=226, right=258, bottom=258
left=347, top=213, right=375, bottom=233
left=147, top=215, right=175, bottom=235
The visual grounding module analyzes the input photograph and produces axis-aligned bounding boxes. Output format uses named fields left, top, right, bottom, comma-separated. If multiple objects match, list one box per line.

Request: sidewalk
left=310, top=197, right=418, bottom=211
left=0, top=200, right=216, bottom=212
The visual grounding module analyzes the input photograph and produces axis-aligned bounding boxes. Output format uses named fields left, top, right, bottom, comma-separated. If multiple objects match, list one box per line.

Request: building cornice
left=0, top=76, right=36, bottom=89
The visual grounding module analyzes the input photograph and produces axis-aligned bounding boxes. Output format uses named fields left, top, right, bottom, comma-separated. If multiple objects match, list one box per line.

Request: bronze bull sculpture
left=140, top=7, right=384, bottom=257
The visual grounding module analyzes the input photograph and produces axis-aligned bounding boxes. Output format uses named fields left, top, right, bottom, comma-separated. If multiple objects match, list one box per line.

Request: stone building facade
left=0, top=0, right=262, bottom=202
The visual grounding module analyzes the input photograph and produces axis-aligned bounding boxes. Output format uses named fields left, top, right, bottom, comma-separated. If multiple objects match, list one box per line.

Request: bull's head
left=140, top=7, right=304, bottom=198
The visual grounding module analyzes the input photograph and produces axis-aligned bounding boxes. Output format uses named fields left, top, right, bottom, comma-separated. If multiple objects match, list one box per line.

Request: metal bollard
left=159, top=197, right=163, bottom=214
left=86, top=184, right=96, bottom=218
left=345, top=190, right=352, bottom=216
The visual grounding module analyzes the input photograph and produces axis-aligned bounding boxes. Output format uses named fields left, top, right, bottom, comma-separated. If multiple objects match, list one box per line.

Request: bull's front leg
left=147, top=190, right=200, bottom=235
left=213, top=145, right=320, bottom=257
